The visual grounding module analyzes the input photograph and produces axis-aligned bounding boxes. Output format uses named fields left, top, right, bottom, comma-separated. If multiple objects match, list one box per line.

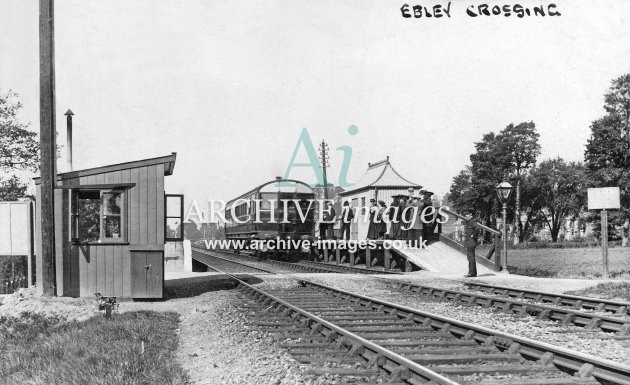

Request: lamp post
left=495, top=180, right=513, bottom=273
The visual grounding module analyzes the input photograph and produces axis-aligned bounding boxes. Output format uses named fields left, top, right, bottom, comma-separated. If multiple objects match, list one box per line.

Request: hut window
left=73, top=190, right=101, bottom=242
left=72, top=189, right=126, bottom=243
left=165, top=194, right=184, bottom=241
left=102, top=192, right=123, bottom=238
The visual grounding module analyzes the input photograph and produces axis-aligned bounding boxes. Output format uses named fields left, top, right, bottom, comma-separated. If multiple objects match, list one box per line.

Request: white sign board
left=587, top=187, right=620, bottom=210
left=0, top=201, right=32, bottom=255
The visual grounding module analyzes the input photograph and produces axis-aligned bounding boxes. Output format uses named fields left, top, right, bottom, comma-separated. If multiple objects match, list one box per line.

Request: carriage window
left=165, top=194, right=184, bottom=241
left=72, top=189, right=126, bottom=243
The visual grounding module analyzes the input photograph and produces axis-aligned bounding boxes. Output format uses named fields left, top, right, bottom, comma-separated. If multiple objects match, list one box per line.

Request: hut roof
left=339, top=156, right=421, bottom=196
left=34, top=153, right=177, bottom=184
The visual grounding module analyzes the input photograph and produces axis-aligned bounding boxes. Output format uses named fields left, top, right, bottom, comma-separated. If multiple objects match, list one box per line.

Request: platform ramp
left=391, top=242, right=494, bottom=276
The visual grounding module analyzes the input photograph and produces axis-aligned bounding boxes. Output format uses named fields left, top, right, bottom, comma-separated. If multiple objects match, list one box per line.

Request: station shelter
left=34, top=153, right=183, bottom=298
left=338, top=156, right=422, bottom=240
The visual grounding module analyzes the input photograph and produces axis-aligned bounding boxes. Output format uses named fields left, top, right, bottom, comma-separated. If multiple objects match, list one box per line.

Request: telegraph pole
left=39, top=0, right=57, bottom=296
left=318, top=140, right=330, bottom=199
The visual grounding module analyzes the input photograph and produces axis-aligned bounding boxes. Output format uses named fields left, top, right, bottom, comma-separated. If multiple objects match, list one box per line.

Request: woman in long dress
left=366, top=199, right=380, bottom=239
left=387, top=196, right=403, bottom=240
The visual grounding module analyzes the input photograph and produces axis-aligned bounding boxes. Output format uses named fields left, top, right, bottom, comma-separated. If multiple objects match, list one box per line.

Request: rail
left=213, top=267, right=460, bottom=384
left=306, top=280, right=630, bottom=384
left=439, top=207, right=502, bottom=271
left=440, top=207, right=500, bottom=235
left=385, top=280, right=630, bottom=335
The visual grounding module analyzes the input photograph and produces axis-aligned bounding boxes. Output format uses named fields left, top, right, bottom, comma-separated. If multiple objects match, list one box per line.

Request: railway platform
left=390, top=242, right=495, bottom=277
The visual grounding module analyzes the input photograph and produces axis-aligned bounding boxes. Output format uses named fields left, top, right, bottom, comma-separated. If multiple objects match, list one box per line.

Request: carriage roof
left=226, top=179, right=314, bottom=207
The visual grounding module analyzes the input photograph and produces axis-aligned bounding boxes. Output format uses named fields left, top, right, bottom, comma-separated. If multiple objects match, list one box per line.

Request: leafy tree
left=0, top=175, right=28, bottom=201
left=200, top=222, right=223, bottom=240
left=184, top=221, right=204, bottom=241
left=496, top=122, right=541, bottom=243
left=584, top=74, right=630, bottom=244
left=468, top=132, right=509, bottom=226
left=515, top=173, right=545, bottom=241
left=449, top=123, right=541, bottom=243
left=0, top=90, right=39, bottom=201
left=530, top=158, right=588, bottom=242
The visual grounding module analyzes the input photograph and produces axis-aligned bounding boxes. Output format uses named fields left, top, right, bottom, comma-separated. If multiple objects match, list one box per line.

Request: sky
left=1, top=0, right=630, bottom=210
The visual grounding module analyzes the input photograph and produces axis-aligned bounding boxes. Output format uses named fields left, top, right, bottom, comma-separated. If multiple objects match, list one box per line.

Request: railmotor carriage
left=224, top=178, right=316, bottom=258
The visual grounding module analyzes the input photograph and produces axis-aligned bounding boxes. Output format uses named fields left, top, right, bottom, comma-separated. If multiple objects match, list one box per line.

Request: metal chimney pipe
left=64, top=109, right=73, bottom=171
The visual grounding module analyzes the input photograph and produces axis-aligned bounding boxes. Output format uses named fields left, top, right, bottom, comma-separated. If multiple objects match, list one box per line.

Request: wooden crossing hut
left=33, top=153, right=182, bottom=298
left=339, top=156, right=421, bottom=240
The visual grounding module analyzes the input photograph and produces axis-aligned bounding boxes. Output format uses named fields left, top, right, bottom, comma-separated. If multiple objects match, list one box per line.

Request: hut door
left=131, top=251, right=163, bottom=297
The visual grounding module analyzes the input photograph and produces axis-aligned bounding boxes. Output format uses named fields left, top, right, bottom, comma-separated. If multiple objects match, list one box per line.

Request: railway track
left=192, top=246, right=397, bottom=275
left=191, top=249, right=275, bottom=274
left=460, top=281, right=630, bottom=316
left=295, top=260, right=404, bottom=275
left=383, top=280, right=630, bottom=336
left=234, top=275, right=630, bottom=384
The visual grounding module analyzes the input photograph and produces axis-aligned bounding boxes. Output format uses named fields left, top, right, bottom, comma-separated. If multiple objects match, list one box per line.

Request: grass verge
left=497, top=247, right=630, bottom=278
left=565, top=282, right=630, bottom=301
left=0, top=310, right=188, bottom=384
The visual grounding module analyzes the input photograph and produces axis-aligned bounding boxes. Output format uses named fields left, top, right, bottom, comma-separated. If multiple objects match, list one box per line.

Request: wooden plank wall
left=54, top=164, right=166, bottom=297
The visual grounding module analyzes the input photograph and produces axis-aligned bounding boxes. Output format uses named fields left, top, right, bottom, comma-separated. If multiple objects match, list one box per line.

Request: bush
left=507, top=265, right=557, bottom=278
left=512, top=241, right=622, bottom=249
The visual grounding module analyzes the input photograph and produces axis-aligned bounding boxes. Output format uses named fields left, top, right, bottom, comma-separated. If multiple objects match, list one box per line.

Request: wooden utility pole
left=39, top=0, right=57, bottom=296
left=318, top=140, right=330, bottom=199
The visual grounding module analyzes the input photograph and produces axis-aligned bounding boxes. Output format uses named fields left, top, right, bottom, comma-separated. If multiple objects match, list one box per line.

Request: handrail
left=440, top=207, right=501, bottom=236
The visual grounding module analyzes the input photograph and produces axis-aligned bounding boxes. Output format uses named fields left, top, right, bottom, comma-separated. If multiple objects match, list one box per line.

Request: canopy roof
left=339, top=156, right=422, bottom=196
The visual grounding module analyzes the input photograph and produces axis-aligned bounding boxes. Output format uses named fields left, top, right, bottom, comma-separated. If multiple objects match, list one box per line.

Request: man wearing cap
left=340, top=201, right=354, bottom=241
left=319, top=201, right=336, bottom=240
left=463, top=214, right=480, bottom=278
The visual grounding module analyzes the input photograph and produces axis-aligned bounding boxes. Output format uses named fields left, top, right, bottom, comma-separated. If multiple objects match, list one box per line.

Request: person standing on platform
left=377, top=200, right=388, bottom=239
left=408, top=195, right=424, bottom=247
left=403, top=188, right=416, bottom=246
left=387, top=195, right=403, bottom=239
left=319, top=201, right=336, bottom=240
left=366, top=198, right=379, bottom=239
left=463, top=215, right=480, bottom=278
left=340, top=201, right=354, bottom=241
left=420, top=191, right=434, bottom=242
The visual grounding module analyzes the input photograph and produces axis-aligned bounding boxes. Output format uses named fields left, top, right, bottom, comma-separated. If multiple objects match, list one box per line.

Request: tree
left=585, top=73, right=630, bottom=245
left=184, top=221, right=204, bottom=241
left=530, top=158, right=587, bottom=242
left=515, top=173, right=545, bottom=241
left=496, top=122, right=541, bottom=244
left=0, top=175, right=28, bottom=201
left=0, top=90, right=39, bottom=201
left=449, top=132, right=512, bottom=240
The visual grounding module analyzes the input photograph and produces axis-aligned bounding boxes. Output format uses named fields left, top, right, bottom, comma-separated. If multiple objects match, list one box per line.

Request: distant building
left=339, top=156, right=422, bottom=239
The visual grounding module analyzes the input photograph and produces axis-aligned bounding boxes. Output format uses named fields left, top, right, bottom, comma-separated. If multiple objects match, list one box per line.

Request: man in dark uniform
left=340, top=201, right=354, bottom=241
left=463, top=215, right=480, bottom=278
left=319, top=201, right=336, bottom=240
left=423, top=191, right=435, bottom=242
